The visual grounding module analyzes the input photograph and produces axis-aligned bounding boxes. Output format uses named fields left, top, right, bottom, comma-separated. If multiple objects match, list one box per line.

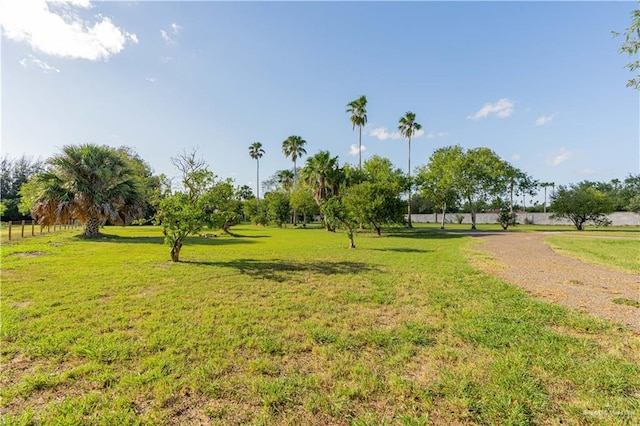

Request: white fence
left=410, top=212, right=639, bottom=226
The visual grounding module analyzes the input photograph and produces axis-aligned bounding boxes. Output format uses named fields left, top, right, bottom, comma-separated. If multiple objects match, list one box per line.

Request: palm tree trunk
left=407, top=136, right=412, bottom=228
left=358, top=125, right=362, bottom=170
left=84, top=216, right=101, bottom=237
left=256, top=159, right=260, bottom=200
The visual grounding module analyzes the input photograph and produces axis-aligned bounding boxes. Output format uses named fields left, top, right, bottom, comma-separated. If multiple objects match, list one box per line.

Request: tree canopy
left=550, top=182, right=615, bottom=230
left=19, top=144, right=146, bottom=237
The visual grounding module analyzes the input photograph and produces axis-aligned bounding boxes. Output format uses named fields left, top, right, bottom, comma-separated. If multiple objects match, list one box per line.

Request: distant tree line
left=6, top=94, right=639, bottom=259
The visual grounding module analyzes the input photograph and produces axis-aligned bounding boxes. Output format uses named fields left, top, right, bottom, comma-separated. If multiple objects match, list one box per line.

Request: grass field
left=2, top=225, right=639, bottom=424
left=545, top=234, right=640, bottom=274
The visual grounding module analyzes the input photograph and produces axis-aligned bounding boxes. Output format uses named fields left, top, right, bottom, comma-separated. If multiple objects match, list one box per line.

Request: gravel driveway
left=470, top=232, right=639, bottom=333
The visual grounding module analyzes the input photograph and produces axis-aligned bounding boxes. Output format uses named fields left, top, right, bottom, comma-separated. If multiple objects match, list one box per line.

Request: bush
left=497, top=209, right=517, bottom=230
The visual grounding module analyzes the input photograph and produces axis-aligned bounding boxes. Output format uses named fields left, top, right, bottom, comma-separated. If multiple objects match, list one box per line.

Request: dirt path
left=470, top=232, right=639, bottom=333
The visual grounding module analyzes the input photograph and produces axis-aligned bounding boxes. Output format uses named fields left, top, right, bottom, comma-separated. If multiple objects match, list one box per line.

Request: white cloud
left=578, top=168, right=598, bottom=176
left=350, top=144, right=367, bottom=156
left=511, top=154, right=521, bottom=162
left=19, top=54, right=60, bottom=73
left=368, top=126, right=427, bottom=141
left=425, top=131, right=448, bottom=140
left=145, top=77, right=157, bottom=83
left=0, top=0, right=138, bottom=61
left=467, top=98, right=514, bottom=120
left=535, top=113, right=557, bottom=126
left=161, top=22, right=181, bottom=45
left=547, top=147, right=572, bottom=166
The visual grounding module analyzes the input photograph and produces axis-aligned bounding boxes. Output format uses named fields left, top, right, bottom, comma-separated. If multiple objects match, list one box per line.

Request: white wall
left=410, top=212, right=640, bottom=226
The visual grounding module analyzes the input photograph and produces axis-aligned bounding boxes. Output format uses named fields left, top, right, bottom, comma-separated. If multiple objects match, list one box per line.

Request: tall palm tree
left=282, top=135, right=307, bottom=179
left=27, top=144, right=145, bottom=237
left=398, top=112, right=422, bottom=228
left=346, top=95, right=368, bottom=170
left=249, top=142, right=265, bottom=200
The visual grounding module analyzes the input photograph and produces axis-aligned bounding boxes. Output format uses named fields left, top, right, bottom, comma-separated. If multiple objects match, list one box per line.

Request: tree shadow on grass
left=368, top=247, right=433, bottom=253
left=80, top=234, right=257, bottom=246
left=384, top=229, right=468, bottom=240
left=182, top=258, right=380, bottom=282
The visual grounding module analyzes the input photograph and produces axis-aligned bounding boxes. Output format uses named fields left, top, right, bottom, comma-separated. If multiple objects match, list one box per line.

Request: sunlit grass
left=545, top=234, right=640, bottom=273
left=2, top=224, right=639, bottom=424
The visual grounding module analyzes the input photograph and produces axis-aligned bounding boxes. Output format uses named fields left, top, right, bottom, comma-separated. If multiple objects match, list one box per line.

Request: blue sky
left=2, top=0, right=638, bottom=204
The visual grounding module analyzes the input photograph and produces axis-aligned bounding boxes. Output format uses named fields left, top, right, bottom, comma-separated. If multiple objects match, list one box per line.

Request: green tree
left=1, top=154, right=44, bottom=221
left=550, top=182, right=615, bottom=230
left=20, top=144, right=145, bottom=237
left=345, top=156, right=405, bottom=235
left=416, top=145, right=463, bottom=229
left=264, top=191, right=291, bottom=227
left=249, top=142, right=265, bottom=200
left=398, top=111, right=422, bottom=228
left=346, top=95, right=368, bottom=170
left=615, top=6, right=640, bottom=89
left=155, top=151, right=239, bottom=261
left=299, top=151, right=343, bottom=231
left=282, top=135, right=307, bottom=225
left=321, top=196, right=357, bottom=248
left=290, top=183, right=318, bottom=226
left=457, top=147, right=507, bottom=230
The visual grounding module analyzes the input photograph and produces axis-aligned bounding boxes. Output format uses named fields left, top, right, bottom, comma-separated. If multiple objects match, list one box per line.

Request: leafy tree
left=550, top=182, right=615, bottom=230
left=502, top=165, right=538, bottom=213
left=249, top=142, right=265, bottom=200
left=290, top=183, right=318, bottom=226
left=398, top=111, right=422, bottom=228
left=457, top=147, right=507, bottom=230
left=235, top=184, right=254, bottom=201
left=20, top=144, right=145, bottom=237
left=282, top=135, right=307, bottom=225
left=615, top=6, right=640, bottom=89
left=1, top=155, right=44, bottom=221
left=155, top=151, right=240, bottom=261
left=346, top=95, right=368, bottom=170
left=264, top=191, right=291, bottom=227
left=497, top=208, right=517, bottom=230
left=299, top=151, right=342, bottom=230
left=321, top=197, right=357, bottom=248
left=620, top=174, right=640, bottom=212
left=417, top=145, right=463, bottom=229
left=344, top=156, right=405, bottom=235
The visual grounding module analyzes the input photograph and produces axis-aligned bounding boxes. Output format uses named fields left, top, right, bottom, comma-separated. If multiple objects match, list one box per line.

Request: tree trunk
left=358, top=125, right=362, bottom=170
left=440, top=202, right=447, bottom=229
left=347, top=228, right=356, bottom=248
left=469, top=197, right=477, bottom=230
left=407, top=136, right=412, bottom=228
left=509, top=182, right=514, bottom=213
left=375, top=225, right=381, bottom=236
left=170, top=238, right=183, bottom=262
left=84, top=216, right=101, bottom=237
left=303, top=210, right=307, bottom=226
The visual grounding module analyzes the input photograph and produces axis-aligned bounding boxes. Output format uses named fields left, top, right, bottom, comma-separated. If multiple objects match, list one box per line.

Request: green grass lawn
left=2, top=225, right=639, bottom=425
left=545, top=234, right=640, bottom=274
